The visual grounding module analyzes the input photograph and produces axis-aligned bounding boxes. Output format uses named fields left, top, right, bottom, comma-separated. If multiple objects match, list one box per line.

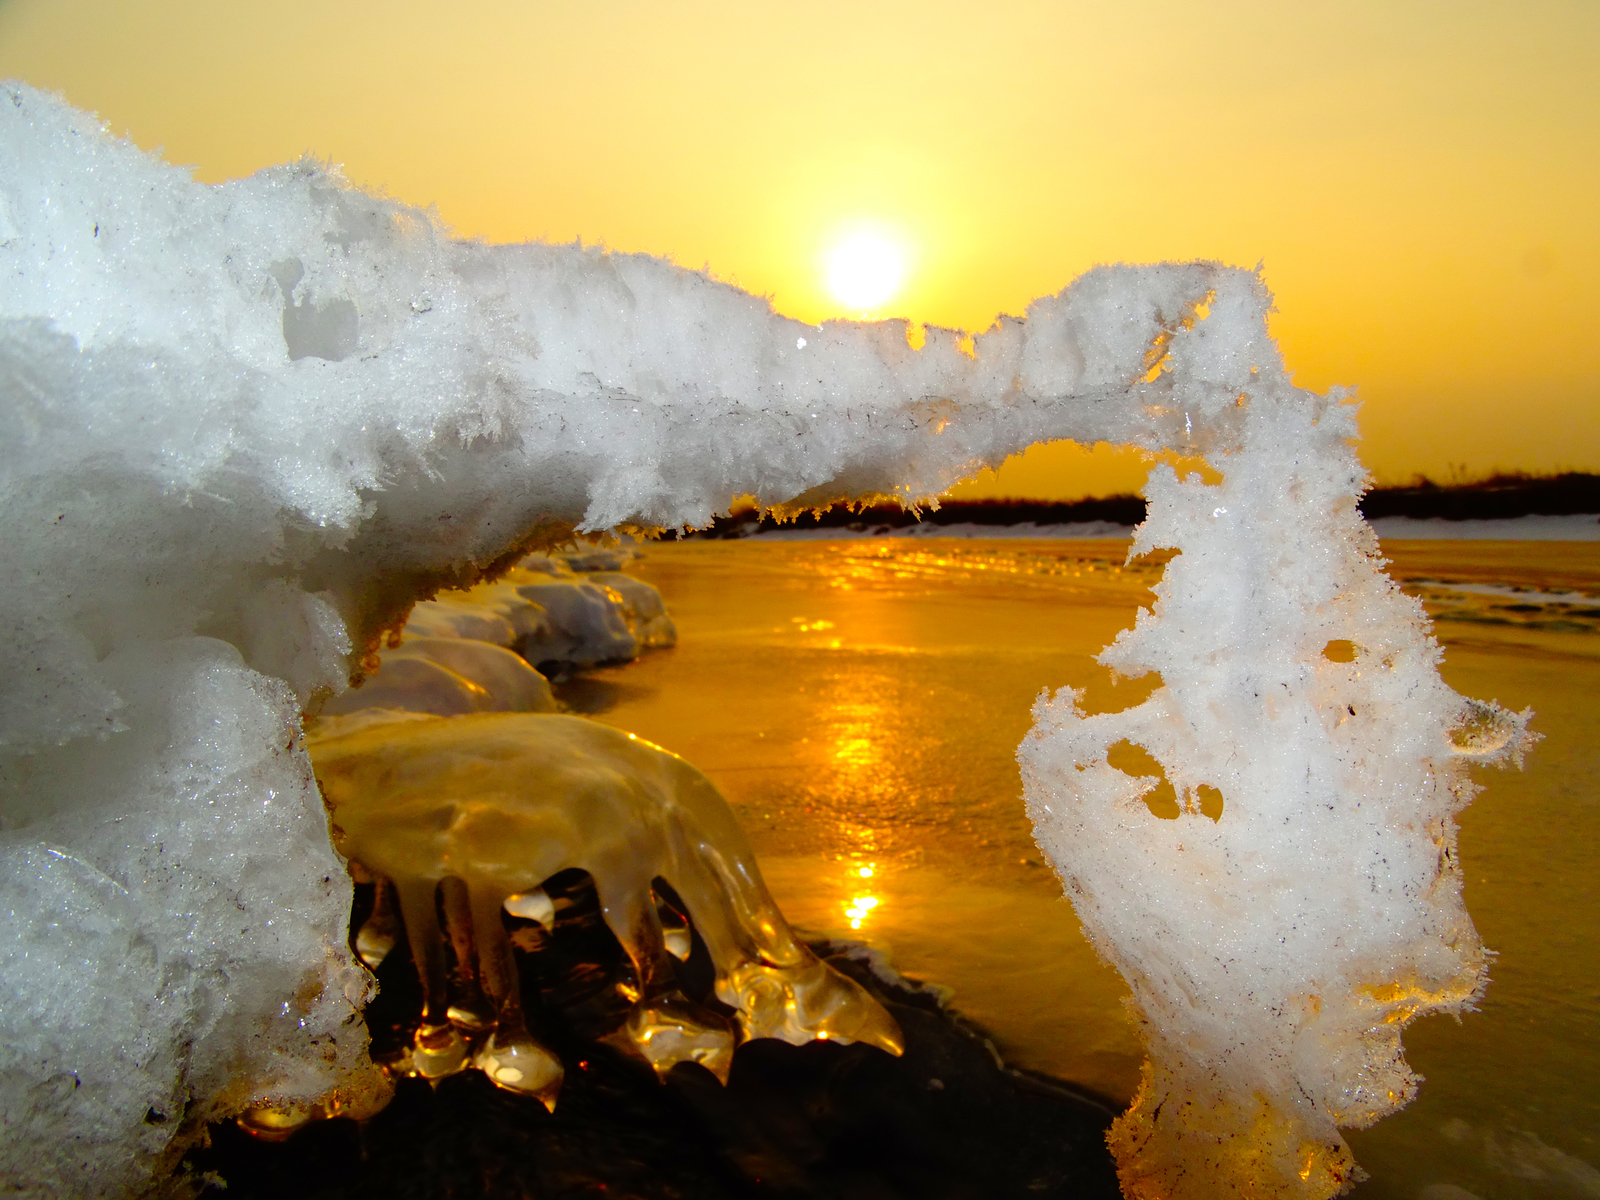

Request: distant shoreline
left=670, top=473, right=1600, bottom=542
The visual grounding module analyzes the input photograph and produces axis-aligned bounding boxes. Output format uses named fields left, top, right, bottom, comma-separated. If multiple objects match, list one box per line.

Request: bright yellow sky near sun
left=1, top=0, right=1595, bottom=499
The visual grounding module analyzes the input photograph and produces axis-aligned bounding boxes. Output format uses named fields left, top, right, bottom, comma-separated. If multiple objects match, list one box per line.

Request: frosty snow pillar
left=0, top=84, right=1522, bottom=1198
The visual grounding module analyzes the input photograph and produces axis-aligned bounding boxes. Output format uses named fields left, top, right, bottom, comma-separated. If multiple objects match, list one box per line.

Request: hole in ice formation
left=1106, top=740, right=1181, bottom=820
left=1146, top=452, right=1224, bottom=487
left=1079, top=671, right=1164, bottom=717
left=271, top=257, right=359, bottom=362
left=1138, top=289, right=1217, bottom=382
left=1322, top=639, right=1359, bottom=663
left=1194, top=785, right=1224, bottom=823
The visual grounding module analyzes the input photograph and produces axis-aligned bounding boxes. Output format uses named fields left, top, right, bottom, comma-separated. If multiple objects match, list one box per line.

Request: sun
left=822, top=225, right=910, bottom=314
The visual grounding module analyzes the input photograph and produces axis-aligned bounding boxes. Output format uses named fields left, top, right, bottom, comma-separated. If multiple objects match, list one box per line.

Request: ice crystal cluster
left=0, top=82, right=1521, bottom=1197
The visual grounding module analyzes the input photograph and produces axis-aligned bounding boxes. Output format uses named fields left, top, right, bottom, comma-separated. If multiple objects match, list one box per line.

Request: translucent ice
left=1, top=81, right=1520, bottom=1196
left=396, top=563, right=661, bottom=671
left=322, top=637, right=555, bottom=719
left=400, top=601, right=520, bottom=647
left=586, top=572, right=679, bottom=649
left=310, top=712, right=904, bottom=1097
left=321, top=559, right=669, bottom=718
left=505, top=579, right=638, bottom=669
left=385, top=637, right=557, bottom=712
left=320, top=655, right=496, bottom=718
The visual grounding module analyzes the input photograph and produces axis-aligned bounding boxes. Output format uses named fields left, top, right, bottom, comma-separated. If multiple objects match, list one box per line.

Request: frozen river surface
left=566, top=538, right=1599, bottom=1200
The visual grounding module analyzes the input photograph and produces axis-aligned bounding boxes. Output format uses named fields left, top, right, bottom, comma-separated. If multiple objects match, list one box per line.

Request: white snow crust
left=1366, top=513, right=1600, bottom=540
left=0, top=82, right=1521, bottom=1198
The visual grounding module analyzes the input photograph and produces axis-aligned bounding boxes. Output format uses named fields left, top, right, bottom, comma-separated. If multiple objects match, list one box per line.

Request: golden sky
left=2, top=0, right=1594, bottom=499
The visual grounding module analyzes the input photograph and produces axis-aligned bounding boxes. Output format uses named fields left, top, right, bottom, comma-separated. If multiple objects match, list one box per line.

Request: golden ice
left=311, top=713, right=902, bottom=1104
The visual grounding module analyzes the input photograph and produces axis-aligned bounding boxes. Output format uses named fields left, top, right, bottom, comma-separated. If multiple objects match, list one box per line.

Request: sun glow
left=822, top=224, right=910, bottom=315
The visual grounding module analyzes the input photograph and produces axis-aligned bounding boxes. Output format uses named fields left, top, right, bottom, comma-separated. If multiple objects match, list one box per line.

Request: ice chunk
left=559, top=547, right=641, bottom=572
left=390, top=638, right=557, bottom=712
left=509, top=580, right=639, bottom=669
left=0, top=638, right=389, bottom=1194
left=0, top=81, right=1519, bottom=1195
left=310, top=713, right=904, bottom=1095
left=0, top=844, right=172, bottom=1188
left=515, top=555, right=579, bottom=578
left=320, top=655, right=495, bottom=717
left=401, top=600, right=519, bottom=648
left=441, top=582, right=557, bottom=650
left=411, top=576, right=641, bottom=670
left=586, top=572, right=679, bottom=648
left=324, top=638, right=556, bottom=718
left=306, top=708, right=442, bottom=743
left=400, top=567, right=668, bottom=670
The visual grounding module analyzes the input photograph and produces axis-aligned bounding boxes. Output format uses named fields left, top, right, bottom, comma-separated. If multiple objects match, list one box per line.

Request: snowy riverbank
left=727, top=512, right=1600, bottom=542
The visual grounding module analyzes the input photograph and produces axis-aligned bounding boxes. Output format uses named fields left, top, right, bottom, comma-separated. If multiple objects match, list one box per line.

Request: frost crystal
left=0, top=82, right=1524, bottom=1196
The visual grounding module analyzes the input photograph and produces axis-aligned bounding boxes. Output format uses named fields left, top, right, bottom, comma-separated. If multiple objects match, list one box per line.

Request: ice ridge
left=0, top=82, right=1523, bottom=1199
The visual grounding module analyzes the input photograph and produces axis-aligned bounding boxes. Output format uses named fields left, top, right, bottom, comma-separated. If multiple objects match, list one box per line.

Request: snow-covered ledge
left=0, top=84, right=1525, bottom=1198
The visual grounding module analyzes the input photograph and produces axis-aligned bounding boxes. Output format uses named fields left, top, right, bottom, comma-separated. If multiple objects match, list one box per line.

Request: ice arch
left=0, top=84, right=1523, bottom=1197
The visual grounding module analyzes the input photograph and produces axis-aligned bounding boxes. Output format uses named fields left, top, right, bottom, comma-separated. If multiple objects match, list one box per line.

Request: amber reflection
left=843, top=860, right=881, bottom=931
left=807, top=612, right=896, bottom=937
left=763, top=539, right=1178, bottom=937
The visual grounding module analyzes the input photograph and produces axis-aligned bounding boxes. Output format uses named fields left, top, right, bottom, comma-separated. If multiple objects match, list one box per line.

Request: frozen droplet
left=503, top=888, right=555, bottom=927
left=1449, top=698, right=1530, bottom=760
left=473, top=1035, right=563, bottom=1109
left=237, top=1102, right=315, bottom=1142
left=663, top=926, right=693, bottom=961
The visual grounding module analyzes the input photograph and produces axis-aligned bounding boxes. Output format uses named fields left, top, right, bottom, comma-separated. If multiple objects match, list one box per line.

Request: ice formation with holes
left=1020, top=416, right=1532, bottom=1196
left=1, top=81, right=1524, bottom=1197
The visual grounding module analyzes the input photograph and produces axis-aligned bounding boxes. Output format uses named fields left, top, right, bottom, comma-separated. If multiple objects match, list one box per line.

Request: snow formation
left=0, top=82, right=1520, bottom=1197
left=1019, top=401, right=1532, bottom=1195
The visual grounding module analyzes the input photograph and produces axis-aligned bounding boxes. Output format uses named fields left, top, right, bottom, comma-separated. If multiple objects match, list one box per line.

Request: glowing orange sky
left=2, top=0, right=1594, bottom=499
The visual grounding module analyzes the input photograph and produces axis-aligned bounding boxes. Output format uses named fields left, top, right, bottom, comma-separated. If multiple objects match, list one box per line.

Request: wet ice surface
left=310, top=712, right=903, bottom=1103
left=571, top=538, right=1600, bottom=1200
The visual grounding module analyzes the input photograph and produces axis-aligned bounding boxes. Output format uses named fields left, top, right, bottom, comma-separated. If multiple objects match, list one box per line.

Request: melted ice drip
left=310, top=713, right=903, bottom=1106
